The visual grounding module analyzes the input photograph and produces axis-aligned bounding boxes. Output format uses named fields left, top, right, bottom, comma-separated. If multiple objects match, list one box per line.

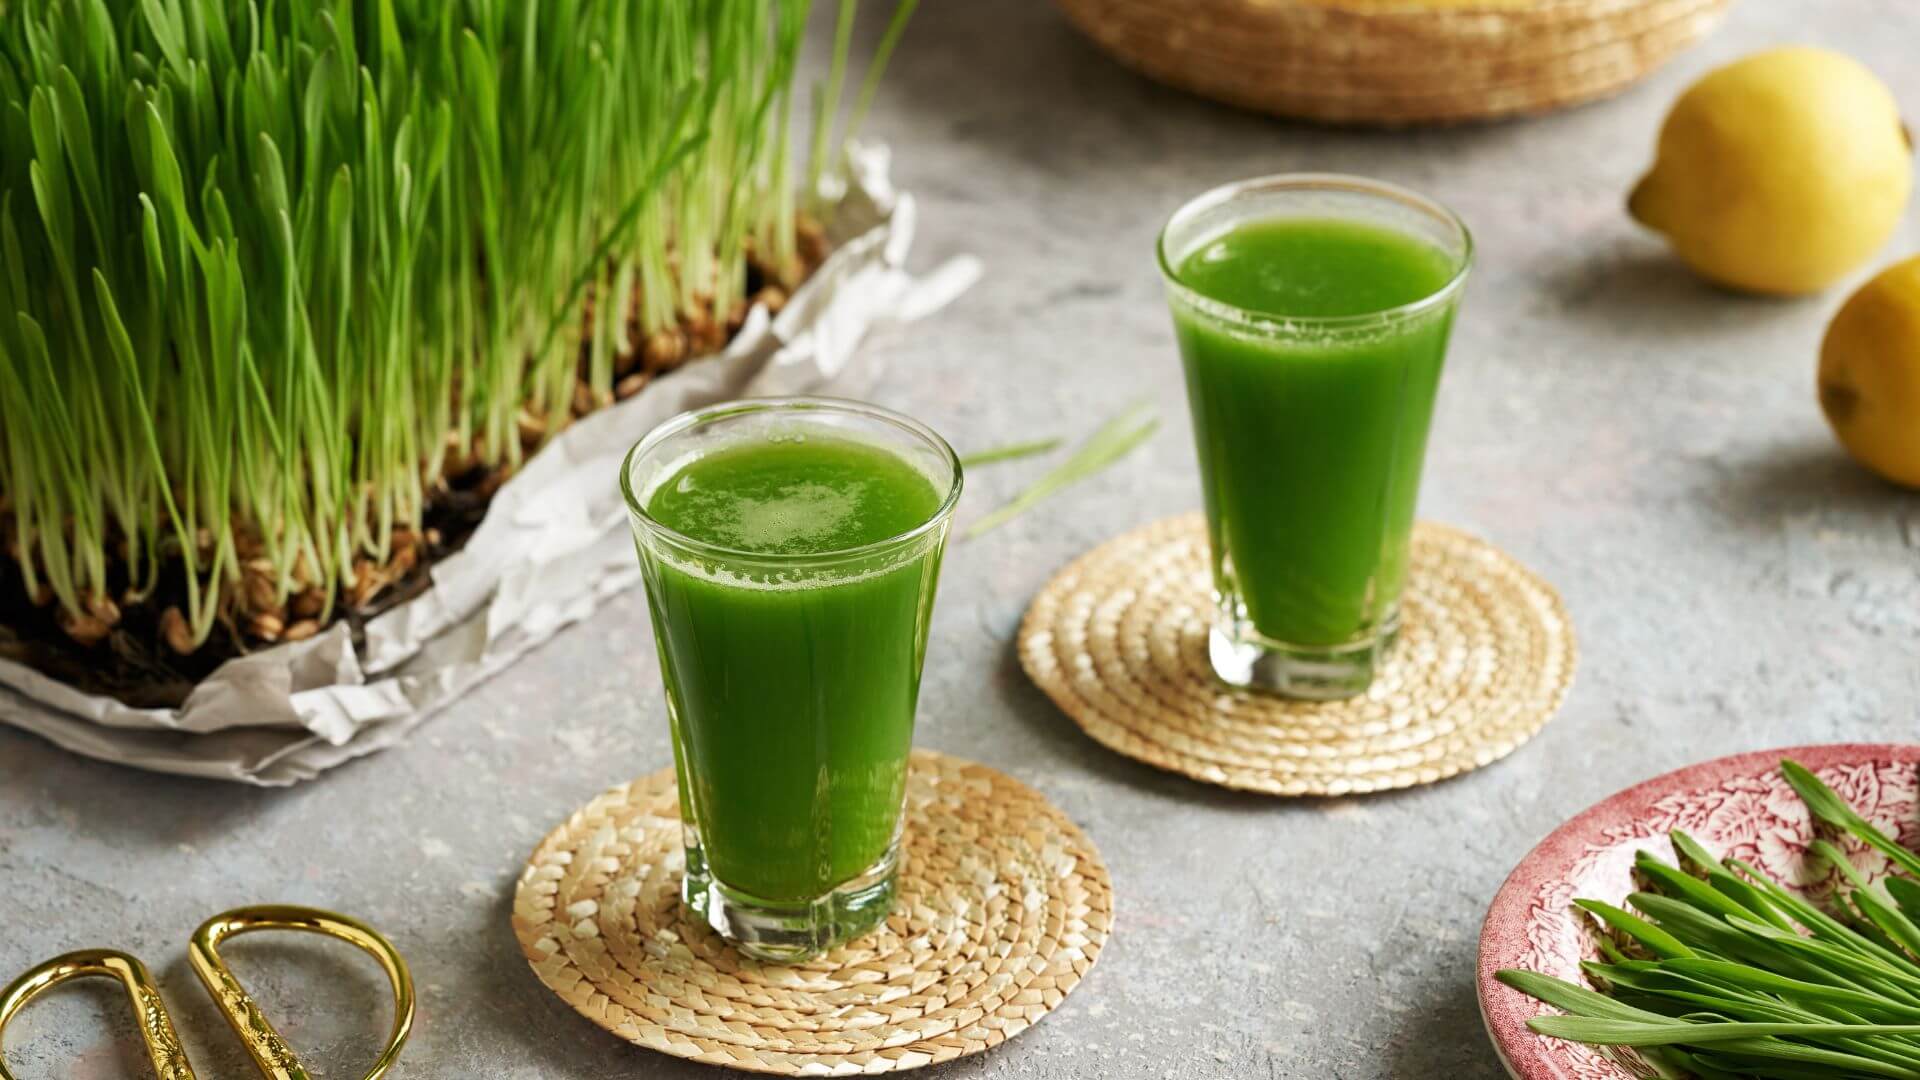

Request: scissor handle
left=187, top=905, right=414, bottom=1080
left=0, top=948, right=197, bottom=1080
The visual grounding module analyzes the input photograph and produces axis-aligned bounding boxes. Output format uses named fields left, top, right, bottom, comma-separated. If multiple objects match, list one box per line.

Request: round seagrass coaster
left=512, top=750, right=1112, bottom=1075
left=1019, top=514, right=1575, bottom=796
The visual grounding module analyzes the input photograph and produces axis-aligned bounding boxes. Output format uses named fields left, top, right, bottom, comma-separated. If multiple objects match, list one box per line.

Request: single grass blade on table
left=963, top=404, right=1159, bottom=540
left=959, top=437, right=1064, bottom=468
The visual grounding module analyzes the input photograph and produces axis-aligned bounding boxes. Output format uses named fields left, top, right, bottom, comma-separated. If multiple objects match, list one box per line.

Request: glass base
left=681, top=845, right=898, bottom=963
left=1208, top=614, right=1399, bottom=701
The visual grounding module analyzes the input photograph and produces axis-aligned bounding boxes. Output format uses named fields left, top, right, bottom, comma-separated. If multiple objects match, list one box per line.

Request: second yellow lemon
left=1630, top=47, right=1912, bottom=296
left=1820, top=257, right=1920, bottom=488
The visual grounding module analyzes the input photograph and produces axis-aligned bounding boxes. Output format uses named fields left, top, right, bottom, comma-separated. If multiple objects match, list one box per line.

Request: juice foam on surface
left=647, top=435, right=943, bottom=556
left=1176, top=216, right=1456, bottom=319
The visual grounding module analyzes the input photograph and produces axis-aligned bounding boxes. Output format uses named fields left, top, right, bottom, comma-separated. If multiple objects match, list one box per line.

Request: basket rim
left=1053, top=0, right=1733, bottom=122
left=1063, top=0, right=1723, bottom=20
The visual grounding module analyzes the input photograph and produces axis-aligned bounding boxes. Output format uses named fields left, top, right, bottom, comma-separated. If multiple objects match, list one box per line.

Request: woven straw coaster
left=512, top=750, right=1112, bottom=1075
left=1020, top=514, right=1575, bottom=796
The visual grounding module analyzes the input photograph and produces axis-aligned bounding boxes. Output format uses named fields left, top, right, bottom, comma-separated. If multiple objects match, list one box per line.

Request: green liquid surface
left=1172, top=217, right=1459, bottom=647
left=641, top=436, right=945, bottom=902
left=647, top=436, right=941, bottom=555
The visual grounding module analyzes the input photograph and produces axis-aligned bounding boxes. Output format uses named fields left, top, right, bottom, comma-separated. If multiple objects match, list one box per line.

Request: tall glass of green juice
left=1158, top=175, right=1472, bottom=700
left=621, top=398, right=962, bottom=961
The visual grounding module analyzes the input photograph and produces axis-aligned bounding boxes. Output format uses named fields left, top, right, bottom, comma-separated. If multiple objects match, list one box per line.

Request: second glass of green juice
left=621, top=398, right=962, bottom=961
left=1158, top=175, right=1472, bottom=700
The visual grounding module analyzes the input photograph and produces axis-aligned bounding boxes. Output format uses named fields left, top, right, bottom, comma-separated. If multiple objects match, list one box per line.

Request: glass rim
left=619, top=395, right=964, bottom=564
left=1156, top=172, right=1475, bottom=333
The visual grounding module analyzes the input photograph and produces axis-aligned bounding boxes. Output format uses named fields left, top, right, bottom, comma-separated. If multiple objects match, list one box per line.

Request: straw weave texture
left=513, top=751, right=1111, bottom=1074
left=1055, top=0, right=1732, bottom=124
left=1020, top=514, right=1575, bottom=795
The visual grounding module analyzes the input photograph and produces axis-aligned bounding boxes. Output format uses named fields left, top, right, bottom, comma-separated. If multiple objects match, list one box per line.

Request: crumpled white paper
left=0, top=144, right=980, bottom=785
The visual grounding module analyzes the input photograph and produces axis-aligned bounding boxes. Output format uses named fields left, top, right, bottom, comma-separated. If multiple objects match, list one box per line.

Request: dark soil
left=0, top=468, right=495, bottom=709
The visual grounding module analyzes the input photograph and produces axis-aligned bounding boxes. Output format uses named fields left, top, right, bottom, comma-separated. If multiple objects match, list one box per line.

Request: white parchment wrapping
left=0, top=144, right=980, bottom=785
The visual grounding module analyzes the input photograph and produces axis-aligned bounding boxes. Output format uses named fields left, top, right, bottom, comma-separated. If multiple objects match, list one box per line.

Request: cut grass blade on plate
left=963, top=405, right=1158, bottom=539
left=1499, top=757, right=1920, bottom=1080
left=1784, top=759, right=1920, bottom=880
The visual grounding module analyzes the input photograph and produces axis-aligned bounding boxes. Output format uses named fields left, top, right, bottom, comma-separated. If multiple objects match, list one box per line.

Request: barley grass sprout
left=0, top=0, right=916, bottom=657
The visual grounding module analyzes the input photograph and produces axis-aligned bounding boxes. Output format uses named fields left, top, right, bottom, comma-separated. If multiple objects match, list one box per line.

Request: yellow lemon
left=1820, top=256, right=1920, bottom=487
left=1631, top=47, right=1913, bottom=296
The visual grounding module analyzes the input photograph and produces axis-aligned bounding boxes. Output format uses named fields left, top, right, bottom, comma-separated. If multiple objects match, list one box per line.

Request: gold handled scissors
left=0, top=905, right=413, bottom=1080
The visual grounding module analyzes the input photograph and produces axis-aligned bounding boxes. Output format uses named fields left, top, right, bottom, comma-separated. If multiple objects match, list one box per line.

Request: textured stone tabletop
left=3, top=2, right=1917, bottom=1077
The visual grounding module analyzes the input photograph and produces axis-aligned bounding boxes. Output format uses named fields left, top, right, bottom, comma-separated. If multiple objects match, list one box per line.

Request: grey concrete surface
left=5, top=2, right=1920, bottom=1077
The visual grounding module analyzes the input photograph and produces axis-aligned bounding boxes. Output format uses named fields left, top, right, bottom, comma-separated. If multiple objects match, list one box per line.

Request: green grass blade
left=963, top=405, right=1157, bottom=540
left=1637, top=852, right=1760, bottom=925
left=1495, top=969, right=1677, bottom=1024
left=846, top=0, right=916, bottom=144
left=959, top=437, right=1061, bottom=468
left=1576, top=898, right=1695, bottom=961
left=1528, top=1015, right=1920, bottom=1047
left=1783, top=760, right=1920, bottom=881
left=1888, top=878, right=1920, bottom=927
left=1670, top=830, right=1798, bottom=932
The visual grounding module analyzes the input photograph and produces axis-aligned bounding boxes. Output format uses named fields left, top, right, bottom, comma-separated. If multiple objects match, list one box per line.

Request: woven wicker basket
left=1055, top=0, right=1733, bottom=125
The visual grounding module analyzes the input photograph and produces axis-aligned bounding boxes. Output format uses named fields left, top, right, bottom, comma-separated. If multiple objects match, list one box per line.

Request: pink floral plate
left=1477, top=743, right=1920, bottom=1080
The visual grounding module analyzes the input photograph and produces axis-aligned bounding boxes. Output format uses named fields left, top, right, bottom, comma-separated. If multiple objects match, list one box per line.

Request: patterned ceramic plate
left=1477, top=743, right=1920, bottom=1080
